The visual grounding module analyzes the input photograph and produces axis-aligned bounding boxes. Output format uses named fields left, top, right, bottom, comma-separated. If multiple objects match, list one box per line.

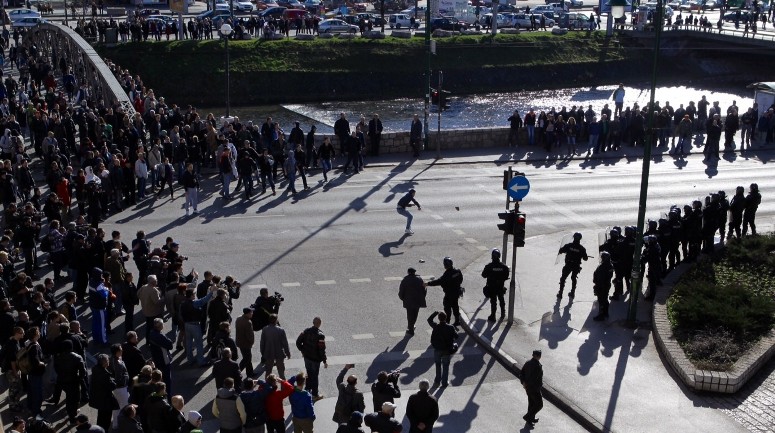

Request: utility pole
left=498, top=172, right=529, bottom=325
left=424, top=5, right=431, bottom=155
left=436, top=70, right=442, bottom=159
left=491, top=0, right=499, bottom=35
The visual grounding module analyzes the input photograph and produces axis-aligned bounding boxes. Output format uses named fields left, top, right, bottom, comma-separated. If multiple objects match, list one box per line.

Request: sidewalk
left=457, top=231, right=751, bottom=433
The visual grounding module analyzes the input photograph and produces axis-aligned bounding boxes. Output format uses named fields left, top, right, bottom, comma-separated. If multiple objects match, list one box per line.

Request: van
left=284, top=8, right=309, bottom=20
left=389, top=13, right=419, bottom=28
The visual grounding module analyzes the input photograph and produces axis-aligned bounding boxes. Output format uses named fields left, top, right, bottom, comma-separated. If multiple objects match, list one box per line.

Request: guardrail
left=23, top=22, right=136, bottom=117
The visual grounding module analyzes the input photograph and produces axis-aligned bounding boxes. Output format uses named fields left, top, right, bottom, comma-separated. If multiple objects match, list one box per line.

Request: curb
left=458, top=309, right=613, bottom=433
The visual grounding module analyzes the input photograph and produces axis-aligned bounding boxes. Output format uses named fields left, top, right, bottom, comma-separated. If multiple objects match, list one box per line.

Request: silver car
left=318, top=18, right=359, bottom=33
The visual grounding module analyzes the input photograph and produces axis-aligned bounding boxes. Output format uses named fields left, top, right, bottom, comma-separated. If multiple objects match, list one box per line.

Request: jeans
left=185, top=187, right=198, bottom=211
left=397, top=207, right=413, bottom=230
left=321, top=158, right=332, bottom=180
left=433, top=350, right=450, bottom=385
left=287, top=169, right=297, bottom=193
left=28, top=373, right=43, bottom=415
left=304, top=358, right=321, bottom=396
left=221, top=172, right=232, bottom=198
left=137, top=177, right=147, bottom=199
left=260, top=172, right=275, bottom=192
left=526, top=125, right=535, bottom=145
left=185, top=322, right=207, bottom=365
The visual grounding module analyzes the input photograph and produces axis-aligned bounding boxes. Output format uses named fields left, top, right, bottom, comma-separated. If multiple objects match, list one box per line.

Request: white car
left=389, top=13, right=419, bottom=29
left=482, top=12, right=510, bottom=27
left=318, top=18, right=358, bottom=33
left=8, top=8, right=41, bottom=22
left=11, top=16, right=47, bottom=27
left=400, top=6, right=426, bottom=15
left=232, top=0, right=254, bottom=12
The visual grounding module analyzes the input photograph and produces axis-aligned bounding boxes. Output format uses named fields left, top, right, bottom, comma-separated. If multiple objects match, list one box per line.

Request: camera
left=272, top=291, right=284, bottom=303
left=388, top=369, right=402, bottom=382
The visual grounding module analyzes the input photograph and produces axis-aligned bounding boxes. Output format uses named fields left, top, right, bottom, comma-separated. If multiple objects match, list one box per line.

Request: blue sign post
left=507, top=176, right=531, bottom=201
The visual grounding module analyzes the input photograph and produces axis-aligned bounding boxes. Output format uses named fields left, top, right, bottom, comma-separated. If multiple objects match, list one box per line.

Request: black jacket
left=89, top=365, right=119, bottom=411
left=212, top=358, right=242, bottom=390
left=406, top=390, right=439, bottom=430
left=427, top=312, right=458, bottom=353
left=54, top=352, right=87, bottom=385
left=426, top=268, right=463, bottom=299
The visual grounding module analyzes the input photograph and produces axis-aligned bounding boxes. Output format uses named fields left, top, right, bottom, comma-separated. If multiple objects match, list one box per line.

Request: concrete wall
left=325, top=126, right=511, bottom=154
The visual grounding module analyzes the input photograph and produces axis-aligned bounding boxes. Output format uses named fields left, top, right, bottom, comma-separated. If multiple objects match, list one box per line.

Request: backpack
left=16, top=343, right=33, bottom=374
left=210, top=337, right=226, bottom=360
left=39, top=235, right=51, bottom=253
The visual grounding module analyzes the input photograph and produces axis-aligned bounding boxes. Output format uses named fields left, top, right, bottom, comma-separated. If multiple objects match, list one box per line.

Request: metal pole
left=436, top=70, right=442, bottom=159
left=491, top=0, right=499, bottom=35
left=507, top=204, right=519, bottom=324
left=380, top=0, right=385, bottom=33
left=225, top=33, right=230, bottom=118
left=627, top=0, right=662, bottom=326
left=502, top=166, right=512, bottom=263
left=424, top=5, right=431, bottom=154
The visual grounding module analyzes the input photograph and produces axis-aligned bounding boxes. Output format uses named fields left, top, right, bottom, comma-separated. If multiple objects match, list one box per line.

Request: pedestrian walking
left=743, top=183, right=761, bottom=236
left=425, top=257, right=464, bottom=327
left=260, top=314, right=291, bottom=379
left=295, top=316, right=328, bottom=399
left=288, top=372, right=316, bottom=433
left=398, top=267, right=426, bottom=335
left=236, top=308, right=256, bottom=376
left=406, top=379, right=439, bottom=433
left=332, top=364, right=366, bottom=425
left=481, top=248, right=509, bottom=322
left=181, top=163, right=199, bottom=215
left=556, top=233, right=589, bottom=299
left=427, top=311, right=458, bottom=387
left=318, top=137, right=335, bottom=183
left=396, top=189, right=421, bottom=235
left=592, top=252, right=614, bottom=321
left=89, top=353, right=119, bottom=432
left=409, top=114, right=423, bottom=158
left=520, top=350, right=543, bottom=426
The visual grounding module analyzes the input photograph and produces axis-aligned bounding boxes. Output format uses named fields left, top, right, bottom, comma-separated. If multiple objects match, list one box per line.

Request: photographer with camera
left=370, top=370, right=401, bottom=413
left=251, top=288, right=282, bottom=332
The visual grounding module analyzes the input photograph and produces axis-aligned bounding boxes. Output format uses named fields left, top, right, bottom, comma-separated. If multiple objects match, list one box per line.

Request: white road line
left=453, top=229, right=466, bottom=235
left=431, top=214, right=444, bottom=220
left=246, top=284, right=267, bottom=289
left=220, top=214, right=286, bottom=219
left=384, top=277, right=403, bottom=281
left=324, top=336, right=335, bottom=342
left=349, top=278, right=372, bottom=283
left=388, top=331, right=407, bottom=337
left=533, top=194, right=601, bottom=230
left=464, top=237, right=478, bottom=243
left=477, top=245, right=489, bottom=251
left=315, top=280, right=336, bottom=285
left=363, top=209, right=395, bottom=213
left=352, top=333, right=375, bottom=340
left=442, top=222, right=454, bottom=228
left=282, top=282, right=301, bottom=287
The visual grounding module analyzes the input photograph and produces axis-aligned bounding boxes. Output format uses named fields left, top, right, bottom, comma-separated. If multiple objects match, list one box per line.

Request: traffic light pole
left=502, top=166, right=513, bottom=263
left=507, top=201, right=520, bottom=324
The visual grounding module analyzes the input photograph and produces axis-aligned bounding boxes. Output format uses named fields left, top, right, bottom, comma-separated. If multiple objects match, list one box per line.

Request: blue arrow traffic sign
left=507, top=176, right=530, bottom=201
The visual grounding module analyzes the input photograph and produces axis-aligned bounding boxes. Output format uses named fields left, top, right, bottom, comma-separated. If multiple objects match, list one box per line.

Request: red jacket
left=265, top=380, right=293, bottom=421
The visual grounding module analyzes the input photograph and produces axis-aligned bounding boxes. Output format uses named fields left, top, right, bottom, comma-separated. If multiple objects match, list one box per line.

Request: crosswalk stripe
left=384, top=277, right=403, bottom=281
left=315, top=280, right=336, bottom=285
left=282, top=282, right=301, bottom=287
left=465, top=237, right=478, bottom=243
left=349, top=278, right=372, bottom=283
left=352, top=333, right=375, bottom=340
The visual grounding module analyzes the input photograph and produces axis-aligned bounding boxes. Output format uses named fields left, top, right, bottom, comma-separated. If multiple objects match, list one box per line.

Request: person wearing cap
left=181, top=410, right=203, bottom=433
left=398, top=268, right=426, bottom=335
left=520, top=350, right=543, bottom=426
left=406, top=379, right=439, bottom=433
left=364, top=401, right=402, bottom=433
left=236, top=307, right=256, bottom=375
left=295, top=316, right=328, bottom=399
left=482, top=248, right=510, bottom=322
left=425, top=257, right=464, bottom=327
left=396, top=189, right=421, bottom=235
left=75, top=414, right=104, bottom=433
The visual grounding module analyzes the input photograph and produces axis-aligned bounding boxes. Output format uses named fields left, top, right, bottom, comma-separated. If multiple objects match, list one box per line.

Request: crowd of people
left=505, top=85, right=775, bottom=159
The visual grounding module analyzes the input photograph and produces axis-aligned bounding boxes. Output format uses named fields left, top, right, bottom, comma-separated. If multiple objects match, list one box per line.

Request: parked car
left=277, top=0, right=304, bottom=8
left=400, top=5, right=426, bottom=15
left=389, top=13, right=419, bottom=28
left=318, top=18, right=359, bottom=32
left=482, top=12, right=510, bottom=27
left=232, top=0, right=255, bottom=12
left=147, top=14, right=176, bottom=25
left=196, top=10, right=233, bottom=21
left=303, top=0, right=321, bottom=11
left=255, top=1, right=278, bottom=10
left=505, top=12, right=532, bottom=28
left=8, top=8, right=41, bottom=21
left=138, top=8, right=161, bottom=16
left=533, top=13, right=556, bottom=26
left=11, top=16, right=47, bottom=27
left=545, top=0, right=582, bottom=5
left=667, top=0, right=688, bottom=9
left=430, top=16, right=468, bottom=31
left=722, top=9, right=753, bottom=22
left=260, top=6, right=287, bottom=17
left=557, top=12, right=591, bottom=29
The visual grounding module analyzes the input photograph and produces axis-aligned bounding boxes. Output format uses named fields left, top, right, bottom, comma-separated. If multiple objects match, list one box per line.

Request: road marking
left=533, top=194, right=601, bottom=230
left=453, top=229, right=466, bottom=235
left=282, top=282, right=301, bottom=287
left=477, top=245, right=489, bottom=251
left=464, top=237, right=478, bottom=243
left=325, top=336, right=335, bottom=342
left=363, top=209, right=394, bottom=213
left=420, top=275, right=435, bottom=281
left=442, top=222, right=454, bottom=228
left=349, top=278, right=372, bottom=283
left=315, top=280, right=336, bottom=285
left=431, top=214, right=444, bottom=220
left=352, top=333, right=375, bottom=340
left=222, top=214, right=286, bottom=219
left=246, top=284, right=267, bottom=289
left=389, top=331, right=407, bottom=337
left=384, top=277, right=403, bottom=281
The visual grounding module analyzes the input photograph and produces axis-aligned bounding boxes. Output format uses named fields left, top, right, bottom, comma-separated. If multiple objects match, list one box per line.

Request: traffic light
left=498, top=211, right=516, bottom=235
left=514, top=212, right=526, bottom=247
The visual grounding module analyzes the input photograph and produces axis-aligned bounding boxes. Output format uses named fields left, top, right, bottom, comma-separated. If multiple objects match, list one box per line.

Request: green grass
left=667, top=235, right=775, bottom=371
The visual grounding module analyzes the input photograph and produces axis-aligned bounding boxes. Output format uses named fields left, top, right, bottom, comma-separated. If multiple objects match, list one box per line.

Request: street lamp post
left=424, top=5, right=431, bottom=154
left=606, top=0, right=628, bottom=36
left=627, top=0, right=663, bottom=326
left=220, top=23, right=233, bottom=118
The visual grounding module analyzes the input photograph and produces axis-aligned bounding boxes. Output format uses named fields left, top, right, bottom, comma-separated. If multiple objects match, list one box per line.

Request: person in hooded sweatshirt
left=213, top=377, right=247, bottom=433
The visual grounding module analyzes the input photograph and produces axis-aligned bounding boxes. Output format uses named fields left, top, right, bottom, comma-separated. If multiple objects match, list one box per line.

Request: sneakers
left=405, top=229, right=414, bottom=234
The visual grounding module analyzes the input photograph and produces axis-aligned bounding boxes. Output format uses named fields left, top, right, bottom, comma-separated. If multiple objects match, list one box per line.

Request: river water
left=223, top=84, right=753, bottom=134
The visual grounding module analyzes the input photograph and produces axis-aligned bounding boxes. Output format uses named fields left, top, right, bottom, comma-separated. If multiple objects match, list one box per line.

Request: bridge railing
left=23, top=22, right=136, bottom=117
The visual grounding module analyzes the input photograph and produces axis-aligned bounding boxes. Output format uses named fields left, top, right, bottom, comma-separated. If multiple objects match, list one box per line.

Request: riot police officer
left=728, top=186, right=745, bottom=239
left=642, top=235, right=662, bottom=301
left=687, top=201, right=703, bottom=260
left=425, top=257, right=464, bottom=327
left=717, top=190, right=729, bottom=244
left=743, top=183, right=761, bottom=236
left=657, top=218, right=672, bottom=276
left=557, top=233, right=588, bottom=299
left=702, top=194, right=719, bottom=254
left=667, top=208, right=682, bottom=269
left=593, top=251, right=614, bottom=321
left=481, top=248, right=510, bottom=322
left=612, top=226, right=636, bottom=301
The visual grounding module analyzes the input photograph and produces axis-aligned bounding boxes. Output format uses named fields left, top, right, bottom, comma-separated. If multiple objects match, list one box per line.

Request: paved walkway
left=456, top=230, right=775, bottom=433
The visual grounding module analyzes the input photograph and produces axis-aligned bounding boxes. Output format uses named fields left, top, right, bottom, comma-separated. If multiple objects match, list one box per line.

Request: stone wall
left=327, top=127, right=511, bottom=154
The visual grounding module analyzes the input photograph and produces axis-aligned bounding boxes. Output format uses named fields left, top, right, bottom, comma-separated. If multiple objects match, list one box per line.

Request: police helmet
left=443, top=257, right=453, bottom=268
left=609, top=228, right=620, bottom=238
left=625, top=226, right=636, bottom=236
left=600, top=251, right=611, bottom=261
left=718, top=190, right=726, bottom=198
left=669, top=209, right=680, bottom=220
left=750, top=183, right=759, bottom=192
left=736, top=186, right=745, bottom=194
left=644, top=235, right=657, bottom=244
left=648, top=220, right=657, bottom=229
left=491, top=248, right=501, bottom=259
left=573, top=232, right=582, bottom=240
left=692, top=200, right=702, bottom=209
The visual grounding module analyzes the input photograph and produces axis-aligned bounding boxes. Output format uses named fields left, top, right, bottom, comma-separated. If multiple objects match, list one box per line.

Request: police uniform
left=642, top=237, right=662, bottom=300
left=612, top=228, right=636, bottom=300
left=557, top=236, right=588, bottom=298
left=728, top=187, right=745, bottom=239
left=427, top=259, right=464, bottom=326
left=593, top=255, right=614, bottom=320
left=482, top=255, right=510, bottom=321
